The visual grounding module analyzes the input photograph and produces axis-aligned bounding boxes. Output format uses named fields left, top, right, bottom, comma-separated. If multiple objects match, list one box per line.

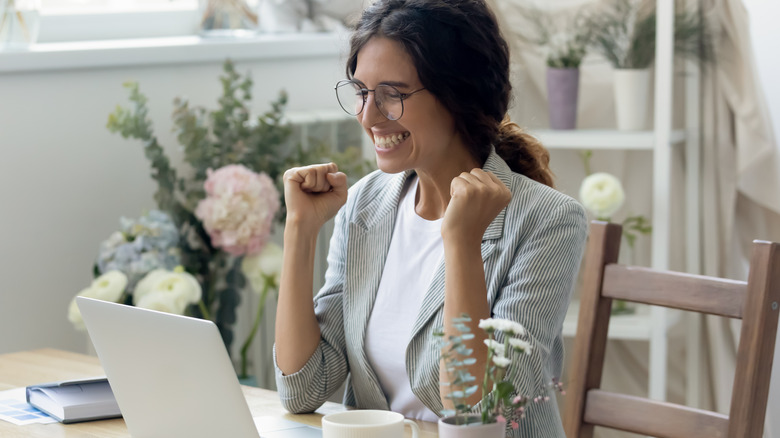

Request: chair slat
left=563, top=222, right=623, bottom=438
left=728, top=241, right=780, bottom=437
left=583, top=390, right=729, bottom=438
left=601, top=265, right=746, bottom=318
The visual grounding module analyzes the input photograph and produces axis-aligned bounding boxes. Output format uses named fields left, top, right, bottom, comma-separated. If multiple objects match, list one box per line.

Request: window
left=38, top=0, right=200, bottom=43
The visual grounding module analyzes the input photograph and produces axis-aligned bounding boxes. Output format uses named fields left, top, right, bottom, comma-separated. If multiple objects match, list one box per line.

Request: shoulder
left=486, top=151, right=587, bottom=239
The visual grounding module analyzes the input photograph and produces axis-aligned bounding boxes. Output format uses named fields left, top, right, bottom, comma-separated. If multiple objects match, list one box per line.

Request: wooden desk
left=0, top=349, right=438, bottom=438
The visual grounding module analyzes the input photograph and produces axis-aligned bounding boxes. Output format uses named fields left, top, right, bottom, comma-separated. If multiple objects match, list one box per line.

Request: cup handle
left=403, top=419, right=421, bottom=438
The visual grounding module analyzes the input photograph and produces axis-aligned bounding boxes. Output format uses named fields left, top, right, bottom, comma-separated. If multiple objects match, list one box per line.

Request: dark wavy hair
left=346, top=0, right=554, bottom=187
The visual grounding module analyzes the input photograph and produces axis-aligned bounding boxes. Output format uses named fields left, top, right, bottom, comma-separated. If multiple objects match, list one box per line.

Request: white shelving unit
left=544, top=0, right=702, bottom=405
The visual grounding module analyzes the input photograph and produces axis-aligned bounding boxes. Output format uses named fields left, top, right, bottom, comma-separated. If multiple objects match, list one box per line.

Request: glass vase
left=199, top=0, right=259, bottom=38
left=0, top=0, right=41, bottom=50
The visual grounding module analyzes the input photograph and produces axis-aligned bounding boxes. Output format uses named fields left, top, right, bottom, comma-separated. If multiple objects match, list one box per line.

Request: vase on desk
left=0, top=0, right=41, bottom=50
left=438, top=415, right=506, bottom=438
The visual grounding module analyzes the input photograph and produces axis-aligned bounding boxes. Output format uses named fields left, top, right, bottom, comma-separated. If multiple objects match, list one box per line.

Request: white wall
left=0, top=41, right=346, bottom=355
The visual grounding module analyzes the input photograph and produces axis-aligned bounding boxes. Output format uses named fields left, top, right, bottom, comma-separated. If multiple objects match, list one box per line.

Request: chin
left=375, top=157, right=409, bottom=175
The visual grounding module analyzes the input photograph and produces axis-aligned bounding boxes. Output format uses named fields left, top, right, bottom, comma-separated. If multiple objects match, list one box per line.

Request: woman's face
left=353, top=36, right=466, bottom=175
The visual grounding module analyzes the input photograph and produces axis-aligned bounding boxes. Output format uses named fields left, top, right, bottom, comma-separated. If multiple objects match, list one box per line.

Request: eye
left=380, top=86, right=402, bottom=100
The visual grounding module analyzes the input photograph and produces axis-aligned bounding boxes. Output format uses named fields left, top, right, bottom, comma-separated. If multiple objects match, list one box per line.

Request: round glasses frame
left=334, top=79, right=426, bottom=121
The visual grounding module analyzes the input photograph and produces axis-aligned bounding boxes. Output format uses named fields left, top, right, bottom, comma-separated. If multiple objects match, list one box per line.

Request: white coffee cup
left=321, top=410, right=421, bottom=438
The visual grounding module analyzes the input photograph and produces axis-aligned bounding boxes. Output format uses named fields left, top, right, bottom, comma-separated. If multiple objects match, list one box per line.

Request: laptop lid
left=77, top=296, right=263, bottom=438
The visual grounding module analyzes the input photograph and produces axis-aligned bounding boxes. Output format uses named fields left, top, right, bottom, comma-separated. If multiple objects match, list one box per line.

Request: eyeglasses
left=334, top=79, right=426, bottom=121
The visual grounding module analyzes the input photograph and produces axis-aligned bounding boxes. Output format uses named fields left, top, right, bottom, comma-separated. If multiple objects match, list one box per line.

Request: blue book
left=25, top=377, right=122, bottom=423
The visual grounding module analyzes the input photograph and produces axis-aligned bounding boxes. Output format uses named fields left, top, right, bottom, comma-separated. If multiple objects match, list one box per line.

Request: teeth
left=375, top=132, right=408, bottom=149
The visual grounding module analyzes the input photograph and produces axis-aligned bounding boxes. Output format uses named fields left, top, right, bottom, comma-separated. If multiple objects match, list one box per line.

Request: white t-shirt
left=365, top=176, right=443, bottom=423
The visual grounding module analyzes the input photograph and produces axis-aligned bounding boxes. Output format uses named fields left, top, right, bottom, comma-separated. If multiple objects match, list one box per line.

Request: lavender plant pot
left=438, top=415, right=506, bottom=438
left=546, top=67, right=580, bottom=130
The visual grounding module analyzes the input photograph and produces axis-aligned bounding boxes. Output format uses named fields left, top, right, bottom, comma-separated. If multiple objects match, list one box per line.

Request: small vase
left=199, top=0, right=259, bottom=38
left=613, top=68, right=651, bottom=131
left=0, top=0, right=41, bottom=50
left=546, top=67, right=580, bottom=130
left=238, top=374, right=258, bottom=387
left=438, top=415, right=506, bottom=438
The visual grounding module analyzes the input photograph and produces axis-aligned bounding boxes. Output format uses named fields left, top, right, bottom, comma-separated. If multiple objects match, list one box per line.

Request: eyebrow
left=351, top=78, right=413, bottom=89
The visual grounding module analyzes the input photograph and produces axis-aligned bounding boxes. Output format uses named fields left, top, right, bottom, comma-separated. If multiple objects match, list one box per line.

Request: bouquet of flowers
left=68, top=60, right=373, bottom=379
left=434, top=314, right=564, bottom=431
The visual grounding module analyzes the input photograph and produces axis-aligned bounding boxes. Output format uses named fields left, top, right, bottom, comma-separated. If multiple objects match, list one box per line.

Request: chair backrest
left=563, top=221, right=780, bottom=438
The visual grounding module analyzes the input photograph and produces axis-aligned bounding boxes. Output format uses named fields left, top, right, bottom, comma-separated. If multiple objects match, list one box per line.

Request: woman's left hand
left=442, top=168, right=511, bottom=245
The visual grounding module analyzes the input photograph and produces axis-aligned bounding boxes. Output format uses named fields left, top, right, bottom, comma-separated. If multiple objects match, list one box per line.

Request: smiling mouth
left=374, top=132, right=410, bottom=149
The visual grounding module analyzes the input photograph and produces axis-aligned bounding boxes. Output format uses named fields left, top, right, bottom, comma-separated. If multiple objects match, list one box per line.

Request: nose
left=359, top=92, right=386, bottom=128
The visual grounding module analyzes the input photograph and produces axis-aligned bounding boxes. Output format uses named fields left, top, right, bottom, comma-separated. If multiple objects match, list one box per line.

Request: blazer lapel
left=344, top=170, right=411, bottom=408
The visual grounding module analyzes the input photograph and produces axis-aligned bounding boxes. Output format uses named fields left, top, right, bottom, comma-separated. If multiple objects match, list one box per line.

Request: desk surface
left=0, top=349, right=439, bottom=438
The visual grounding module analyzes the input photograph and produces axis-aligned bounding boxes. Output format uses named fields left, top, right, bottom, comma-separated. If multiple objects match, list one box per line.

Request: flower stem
left=198, top=300, right=211, bottom=320
left=240, top=280, right=271, bottom=378
left=482, top=334, right=493, bottom=423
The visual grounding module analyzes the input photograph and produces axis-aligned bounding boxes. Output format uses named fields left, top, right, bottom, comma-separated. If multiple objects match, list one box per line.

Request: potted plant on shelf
left=434, top=315, right=563, bottom=437
left=513, top=5, right=595, bottom=130
left=590, top=0, right=714, bottom=130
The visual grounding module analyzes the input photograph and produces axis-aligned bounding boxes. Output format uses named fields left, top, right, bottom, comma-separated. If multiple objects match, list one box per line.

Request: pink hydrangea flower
left=195, top=164, right=280, bottom=256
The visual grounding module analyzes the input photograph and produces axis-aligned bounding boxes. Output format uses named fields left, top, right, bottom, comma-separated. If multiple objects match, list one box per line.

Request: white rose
left=579, top=172, right=625, bottom=219
left=241, top=242, right=283, bottom=294
left=133, top=269, right=168, bottom=302
left=133, top=268, right=201, bottom=315
left=135, top=291, right=188, bottom=315
left=67, top=270, right=128, bottom=331
left=90, top=270, right=128, bottom=302
left=68, top=287, right=101, bottom=331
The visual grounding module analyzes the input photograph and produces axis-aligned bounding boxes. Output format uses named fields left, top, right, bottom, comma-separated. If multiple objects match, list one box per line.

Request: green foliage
left=513, top=5, right=596, bottom=69
left=105, top=59, right=373, bottom=353
left=590, top=0, right=715, bottom=69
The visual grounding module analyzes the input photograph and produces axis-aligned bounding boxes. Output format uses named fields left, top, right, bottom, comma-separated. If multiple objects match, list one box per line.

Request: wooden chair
left=563, top=221, right=780, bottom=438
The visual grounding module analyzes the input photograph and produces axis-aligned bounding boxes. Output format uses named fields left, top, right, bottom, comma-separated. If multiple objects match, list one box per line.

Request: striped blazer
left=275, top=150, right=588, bottom=437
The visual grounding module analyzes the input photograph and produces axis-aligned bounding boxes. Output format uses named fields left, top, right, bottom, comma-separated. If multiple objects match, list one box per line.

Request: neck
left=414, top=152, right=481, bottom=220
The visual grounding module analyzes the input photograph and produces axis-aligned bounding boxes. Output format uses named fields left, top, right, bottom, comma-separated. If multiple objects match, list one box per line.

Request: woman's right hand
left=283, top=163, right=348, bottom=233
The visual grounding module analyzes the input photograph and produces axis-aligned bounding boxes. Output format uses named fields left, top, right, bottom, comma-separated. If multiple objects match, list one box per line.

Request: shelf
left=562, top=300, right=681, bottom=341
left=0, top=32, right=345, bottom=73
left=531, top=129, right=687, bottom=150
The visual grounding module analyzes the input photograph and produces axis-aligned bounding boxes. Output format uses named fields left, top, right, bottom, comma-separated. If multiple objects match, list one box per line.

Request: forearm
left=440, top=238, right=491, bottom=409
left=275, top=222, right=322, bottom=374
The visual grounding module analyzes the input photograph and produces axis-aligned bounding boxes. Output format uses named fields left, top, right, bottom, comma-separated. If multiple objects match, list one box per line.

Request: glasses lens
left=336, top=81, right=364, bottom=116
left=376, top=85, right=403, bottom=121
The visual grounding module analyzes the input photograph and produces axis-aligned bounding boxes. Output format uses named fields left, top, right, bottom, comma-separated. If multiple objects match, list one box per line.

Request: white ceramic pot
left=438, top=415, right=507, bottom=438
left=613, top=68, right=651, bottom=131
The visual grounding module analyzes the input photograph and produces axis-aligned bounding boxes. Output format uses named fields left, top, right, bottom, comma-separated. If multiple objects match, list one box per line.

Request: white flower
left=241, top=242, right=283, bottom=294
left=479, top=318, right=526, bottom=336
left=133, top=268, right=201, bottom=315
left=88, top=271, right=128, bottom=302
left=67, top=271, right=128, bottom=331
left=579, top=172, right=625, bottom=219
left=483, top=339, right=506, bottom=356
left=509, top=338, right=533, bottom=355
left=492, top=355, right=511, bottom=368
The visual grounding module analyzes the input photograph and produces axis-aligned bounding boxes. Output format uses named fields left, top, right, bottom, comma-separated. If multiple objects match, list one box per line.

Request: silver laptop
left=77, top=296, right=322, bottom=438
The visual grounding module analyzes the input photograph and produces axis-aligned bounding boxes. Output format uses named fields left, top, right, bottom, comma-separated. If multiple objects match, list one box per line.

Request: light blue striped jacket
left=275, top=150, right=588, bottom=437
